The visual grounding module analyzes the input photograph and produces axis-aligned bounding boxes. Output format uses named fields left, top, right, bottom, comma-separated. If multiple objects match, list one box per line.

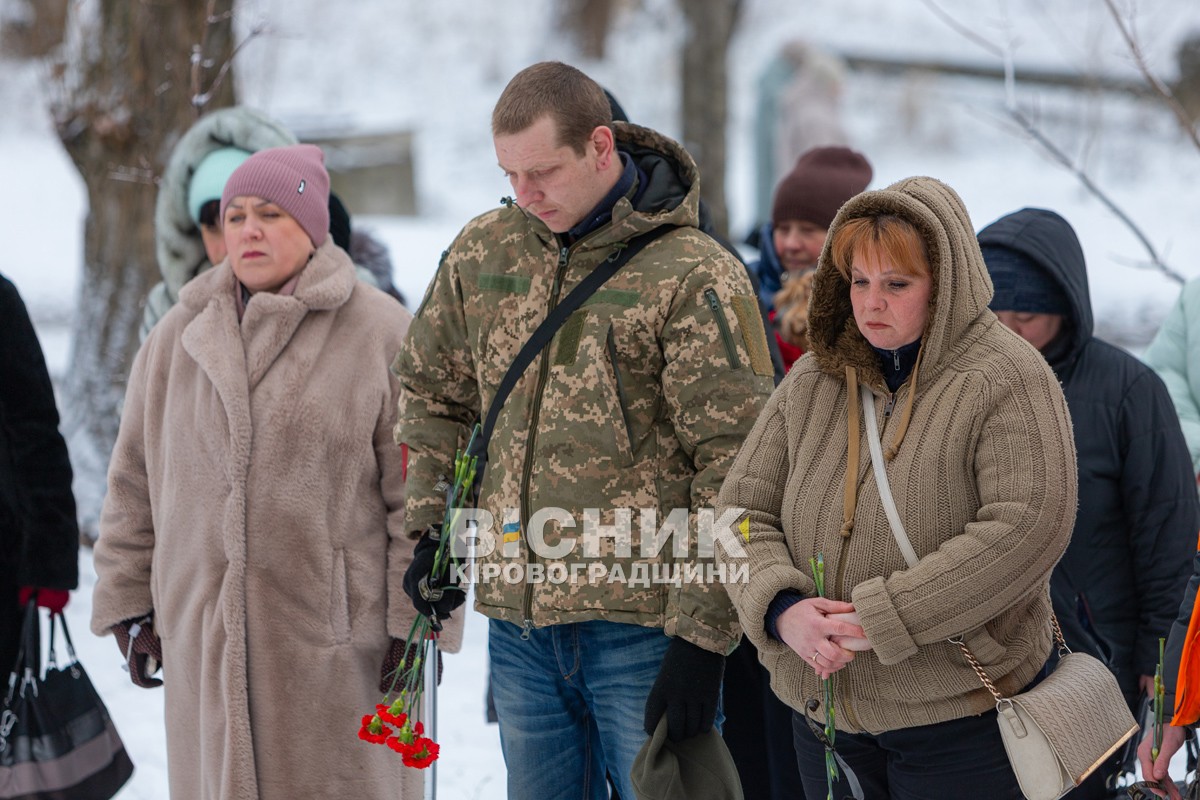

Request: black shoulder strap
left=468, top=225, right=674, bottom=465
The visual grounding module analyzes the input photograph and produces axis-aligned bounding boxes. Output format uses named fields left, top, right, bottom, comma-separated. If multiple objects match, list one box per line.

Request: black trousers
left=723, top=637, right=805, bottom=799
left=792, top=707, right=1024, bottom=800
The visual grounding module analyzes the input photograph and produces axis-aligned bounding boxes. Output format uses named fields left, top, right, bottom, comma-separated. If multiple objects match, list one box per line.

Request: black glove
left=111, top=615, right=164, bottom=689
left=379, top=637, right=444, bottom=693
left=643, top=637, right=725, bottom=742
left=402, top=529, right=465, bottom=626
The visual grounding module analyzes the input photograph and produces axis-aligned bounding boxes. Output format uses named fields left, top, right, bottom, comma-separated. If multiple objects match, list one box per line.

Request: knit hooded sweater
left=716, top=176, right=1078, bottom=734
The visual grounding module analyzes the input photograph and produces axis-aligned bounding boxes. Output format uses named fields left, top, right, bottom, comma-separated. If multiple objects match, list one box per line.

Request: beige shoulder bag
left=861, top=385, right=1138, bottom=800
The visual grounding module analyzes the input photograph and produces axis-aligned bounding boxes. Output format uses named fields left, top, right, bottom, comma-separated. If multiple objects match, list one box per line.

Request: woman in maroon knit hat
left=749, top=146, right=872, bottom=372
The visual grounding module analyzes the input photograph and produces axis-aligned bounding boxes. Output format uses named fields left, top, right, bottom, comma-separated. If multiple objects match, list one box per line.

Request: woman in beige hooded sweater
left=717, top=176, right=1077, bottom=798
left=91, top=145, right=459, bottom=800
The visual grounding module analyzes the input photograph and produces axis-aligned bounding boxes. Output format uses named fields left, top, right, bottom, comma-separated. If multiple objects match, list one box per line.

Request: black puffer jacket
left=978, top=208, right=1198, bottom=700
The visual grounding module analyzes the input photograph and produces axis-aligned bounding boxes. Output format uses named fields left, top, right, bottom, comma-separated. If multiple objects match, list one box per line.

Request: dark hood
left=976, top=208, right=1092, bottom=371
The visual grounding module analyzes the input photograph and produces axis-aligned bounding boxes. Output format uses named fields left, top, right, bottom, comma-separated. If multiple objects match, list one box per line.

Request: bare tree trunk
left=49, top=0, right=236, bottom=531
left=1, top=0, right=68, bottom=58
left=680, top=0, right=740, bottom=239
left=557, top=0, right=620, bottom=60
left=1178, top=33, right=1200, bottom=124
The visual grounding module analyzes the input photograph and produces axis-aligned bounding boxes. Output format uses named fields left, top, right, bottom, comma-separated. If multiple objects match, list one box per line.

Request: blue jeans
left=488, top=618, right=683, bottom=800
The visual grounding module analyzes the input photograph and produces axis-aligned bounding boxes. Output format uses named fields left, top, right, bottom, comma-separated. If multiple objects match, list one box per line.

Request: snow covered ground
left=5, top=0, right=1200, bottom=796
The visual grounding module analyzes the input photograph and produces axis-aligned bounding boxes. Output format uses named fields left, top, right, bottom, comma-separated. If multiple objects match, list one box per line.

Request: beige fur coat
left=92, top=239, right=460, bottom=800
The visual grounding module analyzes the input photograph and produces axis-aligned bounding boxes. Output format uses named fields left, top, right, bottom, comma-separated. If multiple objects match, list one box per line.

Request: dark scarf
left=871, top=338, right=922, bottom=393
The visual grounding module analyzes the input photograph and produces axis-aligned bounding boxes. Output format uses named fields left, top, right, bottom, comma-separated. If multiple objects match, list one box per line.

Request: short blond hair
left=492, top=62, right=612, bottom=156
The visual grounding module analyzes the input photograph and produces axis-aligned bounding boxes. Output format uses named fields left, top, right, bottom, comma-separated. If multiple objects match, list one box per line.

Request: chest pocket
left=546, top=310, right=635, bottom=467
left=473, top=273, right=534, bottom=393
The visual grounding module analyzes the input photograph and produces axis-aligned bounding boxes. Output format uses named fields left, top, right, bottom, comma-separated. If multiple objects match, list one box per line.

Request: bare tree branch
left=1009, top=106, right=1184, bottom=283
left=1102, top=0, right=1200, bottom=151
left=920, top=0, right=1183, bottom=284
left=188, top=1, right=260, bottom=112
left=194, top=24, right=266, bottom=110
left=916, top=0, right=1004, bottom=60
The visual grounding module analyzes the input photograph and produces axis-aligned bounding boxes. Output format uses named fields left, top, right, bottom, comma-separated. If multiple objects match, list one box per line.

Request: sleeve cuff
left=764, top=590, right=805, bottom=641
left=852, top=576, right=918, bottom=665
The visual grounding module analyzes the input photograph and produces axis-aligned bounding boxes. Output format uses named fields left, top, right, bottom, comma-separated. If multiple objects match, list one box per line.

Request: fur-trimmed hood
left=155, top=107, right=296, bottom=303
left=807, top=176, right=995, bottom=393
left=178, top=237, right=356, bottom=319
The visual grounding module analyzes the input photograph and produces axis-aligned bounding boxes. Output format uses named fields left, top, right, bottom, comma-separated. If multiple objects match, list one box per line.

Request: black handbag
left=0, top=600, right=134, bottom=800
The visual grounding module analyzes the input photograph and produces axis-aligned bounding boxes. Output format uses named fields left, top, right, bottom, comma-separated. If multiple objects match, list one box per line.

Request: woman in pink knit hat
left=91, top=144, right=459, bottom=800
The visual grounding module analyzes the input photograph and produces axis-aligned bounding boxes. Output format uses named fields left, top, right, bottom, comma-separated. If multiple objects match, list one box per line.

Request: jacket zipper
left=704, top=288, right=741, bottom=370
left=607, top=326, right=635, bottom=450
left=518, top=244, right=570, bottom=638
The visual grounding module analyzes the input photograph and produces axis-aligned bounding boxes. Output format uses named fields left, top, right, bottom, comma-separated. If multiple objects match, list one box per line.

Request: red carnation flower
left=376, top=702, right=407, bottom=727
left=350, top=445, right=478, bottom=768
left=357, top=714, right=390, bottom=745
left=385, top=734, right=418, bottom=756
left=402, top=737, right=440, bottom=769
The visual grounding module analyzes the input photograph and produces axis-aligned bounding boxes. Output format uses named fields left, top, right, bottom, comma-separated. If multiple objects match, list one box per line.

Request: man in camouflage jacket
left=393, top=62, right=773, bottom=798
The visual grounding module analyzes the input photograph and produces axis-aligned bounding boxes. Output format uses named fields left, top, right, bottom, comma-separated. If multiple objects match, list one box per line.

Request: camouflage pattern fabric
left=393, top=121, right=774, bottom=654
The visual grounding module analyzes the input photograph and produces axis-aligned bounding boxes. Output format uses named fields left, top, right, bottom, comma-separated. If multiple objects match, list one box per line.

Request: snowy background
left=4, top=0, right=1200, bottom=796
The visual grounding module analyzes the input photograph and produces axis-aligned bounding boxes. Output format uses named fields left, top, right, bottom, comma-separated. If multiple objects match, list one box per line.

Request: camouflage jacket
left=393, top=122, right=774, bottom=654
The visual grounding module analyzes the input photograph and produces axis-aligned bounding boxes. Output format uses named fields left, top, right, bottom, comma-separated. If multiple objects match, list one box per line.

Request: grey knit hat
left=220, top=144, right=330, bottom=246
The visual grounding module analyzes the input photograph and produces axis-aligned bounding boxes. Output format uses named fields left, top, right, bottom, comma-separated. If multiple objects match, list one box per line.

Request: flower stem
left=1153, top=636, right=1165, bottom=761
left=809, top=553, right=838, bottom=799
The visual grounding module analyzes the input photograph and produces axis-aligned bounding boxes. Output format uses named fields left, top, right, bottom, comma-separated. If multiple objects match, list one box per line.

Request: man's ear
left=590, top=125, right=616, bottom=170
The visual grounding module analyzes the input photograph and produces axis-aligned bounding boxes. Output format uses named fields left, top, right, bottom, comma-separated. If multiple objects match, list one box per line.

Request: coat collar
left=180, top=239, right=356, bottom=393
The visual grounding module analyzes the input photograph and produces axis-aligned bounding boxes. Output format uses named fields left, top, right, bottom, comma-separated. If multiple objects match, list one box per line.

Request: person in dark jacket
left=0, top=274, right=79, bottom=673
left=979, top=207, right=1199, bottom=798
